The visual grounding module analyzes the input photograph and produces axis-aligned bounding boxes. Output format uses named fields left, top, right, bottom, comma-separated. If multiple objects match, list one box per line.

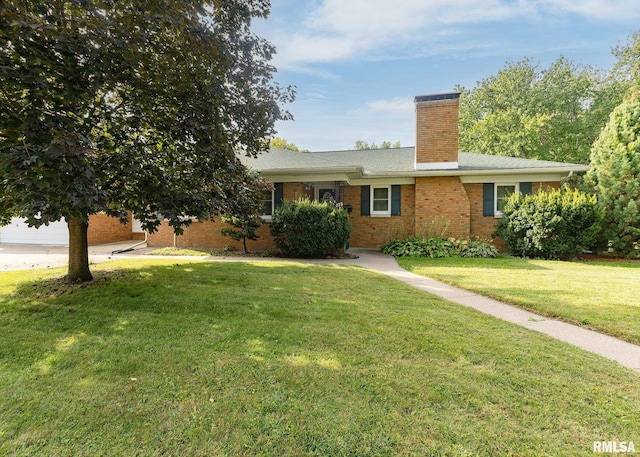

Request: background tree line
left=457, top=32, right=639, bottom=165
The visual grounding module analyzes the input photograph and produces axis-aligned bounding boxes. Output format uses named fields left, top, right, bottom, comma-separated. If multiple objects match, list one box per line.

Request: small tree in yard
left=220, top=174, right=272, bottom=254
left=270, top=199, right=351, bottom=258
left=494, top=188, right=603, bottom=259
left=587, top=89, right=640, bottom=257
left=0, top=1, right=293, bottom=281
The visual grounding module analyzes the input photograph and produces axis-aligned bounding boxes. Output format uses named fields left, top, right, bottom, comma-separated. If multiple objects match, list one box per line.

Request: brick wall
left=87, top=213, right=133, bottom=245
left=536, top=182, right=560, bottom=192
left=146, top=219, right=276, bottom=252
left=414, top=177, right=470, bottom=239
left=415, top=98, right=459, bottom=165
left=143, top=180, right=563, bottom=251
left=344, top=184, right=416, bottom=248
left=465, top=183, right=496, bottom=240
left=146, top=182, right=309, bottom=252
left=284, top=182, right=311, bottom=201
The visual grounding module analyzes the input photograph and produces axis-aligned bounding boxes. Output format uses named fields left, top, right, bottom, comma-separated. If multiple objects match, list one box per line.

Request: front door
left=318, top=188, right=336, bottom=205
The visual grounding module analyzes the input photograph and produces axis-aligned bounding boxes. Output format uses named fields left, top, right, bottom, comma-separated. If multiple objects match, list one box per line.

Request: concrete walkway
left=347, top=248, right=640, bottom=372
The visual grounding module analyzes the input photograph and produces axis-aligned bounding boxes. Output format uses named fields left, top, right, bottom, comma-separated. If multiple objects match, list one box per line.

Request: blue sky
left=254, top=0, right=640, bottom=152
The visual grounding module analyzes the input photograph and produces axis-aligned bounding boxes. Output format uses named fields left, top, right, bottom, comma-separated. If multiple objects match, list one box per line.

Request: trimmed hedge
left=269, top=199, right=351, bottom=258
left=381, top=237, right=498, bottom=258
left=494, top=188, right=603, bottom=260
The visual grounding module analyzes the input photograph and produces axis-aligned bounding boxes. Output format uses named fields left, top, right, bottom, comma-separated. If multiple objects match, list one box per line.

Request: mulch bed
left=577, top=253, right=640, bottom=263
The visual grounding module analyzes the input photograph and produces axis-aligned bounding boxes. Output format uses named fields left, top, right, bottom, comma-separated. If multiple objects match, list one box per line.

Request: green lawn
left=398, top=257, right=640, bottom=344
left=1, top=259, right=639, bottom=456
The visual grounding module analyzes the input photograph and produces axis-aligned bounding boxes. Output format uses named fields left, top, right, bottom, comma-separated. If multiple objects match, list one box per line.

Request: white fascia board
left=252, top=165, right=588, bottom=184
left=258, top=168, right=361, bottom=183
left=415, top=161, right=459, bottom=170
left=459, top=172, right=569, bottom=183
left=349, top=177, right=415, bottom=186
left=366, top=166, right=588, bottom=179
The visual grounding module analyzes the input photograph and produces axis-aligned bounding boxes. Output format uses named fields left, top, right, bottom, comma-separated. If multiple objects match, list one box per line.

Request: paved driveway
left=0, top=242, right=143, bottom=271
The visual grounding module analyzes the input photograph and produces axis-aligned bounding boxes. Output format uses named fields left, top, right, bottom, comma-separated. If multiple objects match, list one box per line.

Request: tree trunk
left=67, top=217, right=93, bottom=282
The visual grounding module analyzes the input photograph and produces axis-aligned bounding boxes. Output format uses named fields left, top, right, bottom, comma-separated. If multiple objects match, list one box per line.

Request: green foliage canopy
left=458, top=57, right=625, bottom=164
left=587, top=89, right=640, bottom=257
left=0, top=1, right=293, bottom=280
left=613, top=30, right=640, bottom=84
left=220, top=173, right=272, bottom=254
left=353, top=140, right=401, bottom=150
left=269, top=137, right=308, bottom=152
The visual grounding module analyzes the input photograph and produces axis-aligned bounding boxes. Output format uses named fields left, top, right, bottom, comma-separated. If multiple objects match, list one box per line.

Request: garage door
left=0, top=217, right=69, bottom=245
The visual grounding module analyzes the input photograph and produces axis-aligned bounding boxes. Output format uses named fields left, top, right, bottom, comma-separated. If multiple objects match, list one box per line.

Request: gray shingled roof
left=243, top=147, right=589, bottom=176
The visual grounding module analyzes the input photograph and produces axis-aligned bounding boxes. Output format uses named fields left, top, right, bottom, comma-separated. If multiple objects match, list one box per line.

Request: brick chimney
left=414, top=92, right=460, bottom=170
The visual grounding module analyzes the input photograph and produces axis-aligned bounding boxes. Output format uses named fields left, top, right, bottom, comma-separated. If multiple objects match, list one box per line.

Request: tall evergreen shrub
left=587, top=89, right=640, bottom=257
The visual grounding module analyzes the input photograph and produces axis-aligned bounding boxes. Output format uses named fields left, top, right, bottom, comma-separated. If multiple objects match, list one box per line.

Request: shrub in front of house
left=270, top=199, right=351, bottom=258
left=380, top=237, right=497, bottom=258
left=494, top=188, right=603, bottom=260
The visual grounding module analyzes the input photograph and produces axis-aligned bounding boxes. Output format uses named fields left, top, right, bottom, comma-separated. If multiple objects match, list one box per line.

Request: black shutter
left=391, top=185, right=401, bottom=216
left=361, top=185, right=371, bottom=216
left=520, top=182, right=533, bottom=196
left=274, top=183, right=284, bottom=208
left=483, top=183, right=494, bottom=217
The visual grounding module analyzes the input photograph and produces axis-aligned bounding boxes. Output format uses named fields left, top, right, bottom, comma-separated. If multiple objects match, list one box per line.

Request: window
left=495, top=183, right=518, bottom=216
left=361, top=185, right=401, bottom=216
left=371, top=186, right=391, bottom=216
left=261, top=183, right=283, bottom=221
left=261, top=190, right=274, bottom=217
left=483, top=182, right=532, bottom=217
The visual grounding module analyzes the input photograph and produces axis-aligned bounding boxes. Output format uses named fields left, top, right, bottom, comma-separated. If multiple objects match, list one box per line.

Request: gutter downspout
left=560, top=170, right=574, bottom=186
left=112, top=231, right=148, bottom=255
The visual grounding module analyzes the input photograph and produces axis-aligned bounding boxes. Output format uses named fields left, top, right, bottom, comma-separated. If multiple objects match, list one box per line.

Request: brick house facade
left=143, top=92, right=588, bottom=251
left=4, top=92, right=585, bottom=249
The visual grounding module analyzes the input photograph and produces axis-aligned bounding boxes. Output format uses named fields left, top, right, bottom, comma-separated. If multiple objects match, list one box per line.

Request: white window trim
left=494, top=183, right=519, bottom=218
left=371, top=185, right=391, bottom=217
left=260, top=189, right=275, bottom=222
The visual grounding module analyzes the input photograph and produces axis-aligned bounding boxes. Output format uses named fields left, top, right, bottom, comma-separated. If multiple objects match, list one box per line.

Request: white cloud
left=359, top=97, right=415, bottom=116
left=266, top=0, right=640, bottom=70
left=536, top=0, right=640, bottom=19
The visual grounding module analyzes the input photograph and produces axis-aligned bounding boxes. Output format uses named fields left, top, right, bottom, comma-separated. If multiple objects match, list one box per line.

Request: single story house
left=0, top=92, right=589, bottom=249
left=147, top=92, right=589, bottom=251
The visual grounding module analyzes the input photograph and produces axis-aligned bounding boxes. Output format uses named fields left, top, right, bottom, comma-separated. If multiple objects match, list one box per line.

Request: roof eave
left=364, top=165, right=590, bottom=178
left=249, top=166, right=362, bottom=175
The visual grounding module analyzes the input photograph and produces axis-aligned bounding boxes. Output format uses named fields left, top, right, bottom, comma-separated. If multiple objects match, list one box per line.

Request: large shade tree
left=613, top=30, right=640, bottom=84
left=0, top=1, right=292, bottom=281
left=457, top=57, right=626, bottom=164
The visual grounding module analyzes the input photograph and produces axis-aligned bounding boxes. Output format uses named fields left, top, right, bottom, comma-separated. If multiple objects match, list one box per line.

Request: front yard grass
left=398, top=257, right=640, bottom=344
left=1, top=258, right=639, bottom=456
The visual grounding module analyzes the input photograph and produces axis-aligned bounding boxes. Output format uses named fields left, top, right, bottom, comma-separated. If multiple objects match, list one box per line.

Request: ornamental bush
left=380, top=237, right=497, bottom=258
left=494, top=188, right=603, bottom=259
left=269, top=199, right=351, bottom=258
